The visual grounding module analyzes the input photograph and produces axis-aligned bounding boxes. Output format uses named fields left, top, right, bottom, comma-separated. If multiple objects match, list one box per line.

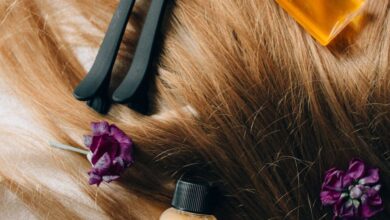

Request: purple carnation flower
left=320, top=159, right=383, bottom=219
left=84, top=121, right=134, bottom=186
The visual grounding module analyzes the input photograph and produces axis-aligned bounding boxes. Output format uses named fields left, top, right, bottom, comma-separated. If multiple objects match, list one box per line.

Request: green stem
left=49, top=141, right=89, bottom=155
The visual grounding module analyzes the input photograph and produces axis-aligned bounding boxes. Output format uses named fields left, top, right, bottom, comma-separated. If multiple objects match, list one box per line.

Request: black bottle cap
left=171, top=179, right=216, bottom=215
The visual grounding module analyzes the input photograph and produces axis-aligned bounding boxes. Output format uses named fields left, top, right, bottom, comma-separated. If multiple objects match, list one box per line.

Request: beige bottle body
left=159, top=207, right=217, bottom=220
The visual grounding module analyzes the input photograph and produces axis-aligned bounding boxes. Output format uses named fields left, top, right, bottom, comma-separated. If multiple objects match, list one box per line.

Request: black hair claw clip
left=112, top=0, right=168, bottom=114
left=73, top=0, right=136, bottom=114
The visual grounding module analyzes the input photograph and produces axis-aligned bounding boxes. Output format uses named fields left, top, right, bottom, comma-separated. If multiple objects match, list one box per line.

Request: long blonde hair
left=0, top=0, right=389, bottom=219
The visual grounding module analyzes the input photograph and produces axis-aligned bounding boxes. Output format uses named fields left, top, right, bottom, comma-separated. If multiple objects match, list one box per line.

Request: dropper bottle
left=160, top=179, right=217, bottom=220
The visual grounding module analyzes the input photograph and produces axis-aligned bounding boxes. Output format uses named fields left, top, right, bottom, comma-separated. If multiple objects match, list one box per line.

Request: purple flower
left=320, top=159, right=383, bottom=219
left=84, top=121, right=134, bottom=186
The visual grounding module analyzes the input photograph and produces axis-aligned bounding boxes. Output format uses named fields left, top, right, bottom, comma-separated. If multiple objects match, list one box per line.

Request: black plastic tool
left=73, top=0, right=136, bottom=114
left=112, top=0, right=168, bottom=113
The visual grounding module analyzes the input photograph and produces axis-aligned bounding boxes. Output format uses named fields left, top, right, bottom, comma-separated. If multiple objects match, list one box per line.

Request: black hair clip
left=112, top=0, right=168, bottom=114
left=74, top=0, right=168, bottom=115
left=73, top=0, right=136, bottom=114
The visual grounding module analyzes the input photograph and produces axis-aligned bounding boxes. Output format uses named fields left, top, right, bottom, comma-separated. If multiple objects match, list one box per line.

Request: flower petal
left=91, top=121, right=110, bottom=136
left=92, top=152, right=112, bottom=174
left=119, top=142, right=134, bottom=165
left=89, top=136, right=101, bottom=152
left=359, top=168, right=379, bottom=185
left=322, top=168, right=345, bottom=191
left=346, top=159, right=365, bottom=180
left=111, top=157, right=128, bottom=174
left=113, top=157, right=125, bottom=167
left=334, top=198, right=359, bottom=218
left=368, top=193, right=383, bottom=206
left=110, top=125, right=131, bottom=145
left=320, top=190, right=341, bottom=205
left=90, top=135, right=119, bottom=164
left=102, top=175, right=120, bottom=183
left=88, top=173, right=103, bottom=185
left=83, top=135, right=93, bottom=148
left=361, top=194, right=384, bottom=218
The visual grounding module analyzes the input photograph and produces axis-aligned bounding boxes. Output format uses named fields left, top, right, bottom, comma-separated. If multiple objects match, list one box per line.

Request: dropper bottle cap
left=171, top=179, right=216, bottom=215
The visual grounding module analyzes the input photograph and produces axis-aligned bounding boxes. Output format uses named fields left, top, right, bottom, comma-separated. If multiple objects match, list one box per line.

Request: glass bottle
left=275, top=0, right=367, bottom=45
